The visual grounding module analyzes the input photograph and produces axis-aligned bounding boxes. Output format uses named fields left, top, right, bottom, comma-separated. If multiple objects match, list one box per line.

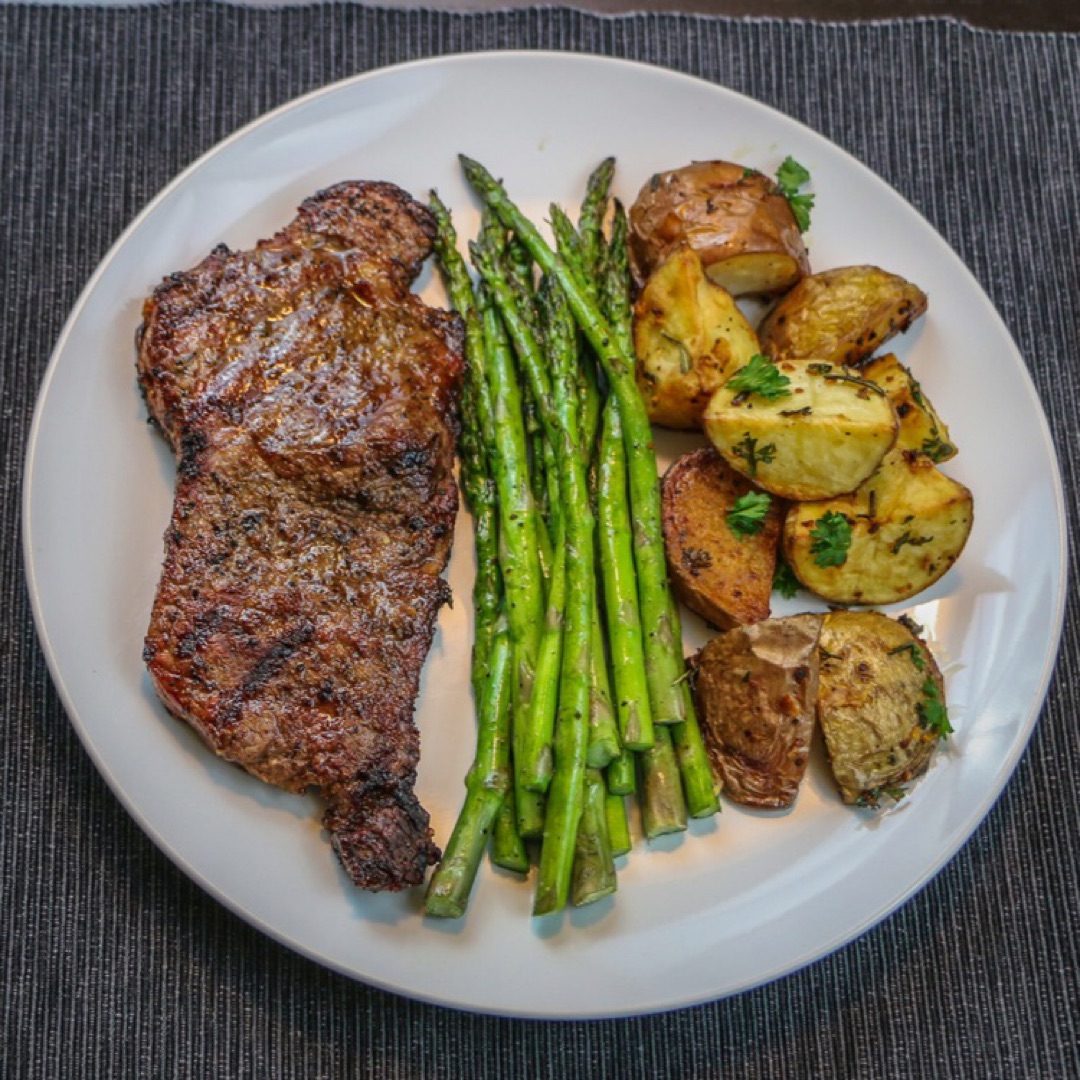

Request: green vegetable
left=727, top=490, right=773, bottom=537
left=731, top=434, right=777, bottom=478
left=809, top=510, right=852, bottom=567
left=726, top=354, right=792, bottom=401
left=918, top=677, right=953, bottom=738
left=776, top=155, right=814, bottom=232
left=772, top=557, right=801, bottom=599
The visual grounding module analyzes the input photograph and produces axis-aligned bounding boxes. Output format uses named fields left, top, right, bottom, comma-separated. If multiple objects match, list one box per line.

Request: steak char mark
left=138, top=181, right=464, bottom=890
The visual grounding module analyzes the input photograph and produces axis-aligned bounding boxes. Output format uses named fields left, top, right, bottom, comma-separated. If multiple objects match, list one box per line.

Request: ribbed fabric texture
left=2, top=5, right=1078, bottom=1077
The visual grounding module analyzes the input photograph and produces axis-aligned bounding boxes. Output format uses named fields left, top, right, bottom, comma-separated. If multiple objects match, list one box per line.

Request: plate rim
left=21, top=48, right=1070, bottom=1019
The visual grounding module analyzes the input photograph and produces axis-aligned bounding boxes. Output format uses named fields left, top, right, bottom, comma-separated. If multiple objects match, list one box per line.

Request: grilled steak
left=138, top=181, right=464, bottom=890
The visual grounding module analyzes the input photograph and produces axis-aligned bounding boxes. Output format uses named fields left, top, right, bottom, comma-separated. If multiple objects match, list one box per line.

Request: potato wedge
left=633, top=248, right=761, bottom=429
left=693, top=614, right=822, bottom=809
left=703, top=359, right=898, bottom=500
left=855, top=352, right=957, bottom=462
left=661, top=447, right=783, bottom=628
left=758, top=265, right=928, bottom=366
left=628, top=161, right=810, bottom=297
left=783, top=449, right=973, bottom=604
left=817, top=610, right=948, bottom=806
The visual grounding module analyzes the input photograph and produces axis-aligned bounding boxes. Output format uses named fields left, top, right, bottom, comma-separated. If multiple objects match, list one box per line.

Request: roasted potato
left=855, top=352, right=957, bottom=462
left=783, top=448, right=973, bottom=605
left=702, top=359, right=898, bottom=500
left=628, top=161, right=810, bottom=297
left=661, top=447, right=783, bottom=628
left=758, top=265, right=928, bottom=366
left=693, top=614, right=822, bottom=809
left=633, top=247, right=761, bottom=429
left=817, top=610, right=949, bottom=806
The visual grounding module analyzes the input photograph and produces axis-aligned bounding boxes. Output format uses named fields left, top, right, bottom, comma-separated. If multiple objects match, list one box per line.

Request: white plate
left=23, top=52, right=1066, bottom=1019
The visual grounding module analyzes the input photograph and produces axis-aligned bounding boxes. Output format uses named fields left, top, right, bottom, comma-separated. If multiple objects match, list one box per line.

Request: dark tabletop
left=2, top=4, right=1078, bottom=1078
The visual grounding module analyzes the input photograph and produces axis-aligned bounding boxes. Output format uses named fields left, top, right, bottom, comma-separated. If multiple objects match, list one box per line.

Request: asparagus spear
left=605, top=790, right=632, bottom=858
left=460, top=156, right=688, bottom=733
left=571, top=767, right=617, bottom=906
left=491, top=785, right=530, bottom=873
left=577, top=156, right=616, bottom=279
left=476, top=282, right=546, bottom=837
left=596, top=398, right=655, bottom=752
left=425, top=629, right=513, bottom=916
left=532, top=279, right=597, bottom=915
left=638, top=725, right=688, bottom=839
left=424, top=197, right=512, bottom=914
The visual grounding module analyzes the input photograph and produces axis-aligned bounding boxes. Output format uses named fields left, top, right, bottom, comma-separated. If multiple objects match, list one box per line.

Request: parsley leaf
left=772, top=557, right=801, bottom=599
left=809, top=511, right=852, bottom=568
left=918, top=678, right=953, bottom=739
left=776, top=155, right=814, bottom=232
left=726, top=354, right=792, bottom=401
left=727, top=491, right=773, bottom=537
left=731, top=434, right=777, bottom=478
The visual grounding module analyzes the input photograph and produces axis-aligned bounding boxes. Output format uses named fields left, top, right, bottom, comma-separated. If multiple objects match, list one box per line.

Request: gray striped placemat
left=2, top=5, right=1077, bottom=1077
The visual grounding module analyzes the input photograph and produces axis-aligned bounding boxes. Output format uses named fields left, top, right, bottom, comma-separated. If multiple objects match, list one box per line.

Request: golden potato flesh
left=856, top=353, right=957, bottom=462
left=817, top=610, right=948, bottom=806
left=758, top=265, right=928, bottom=366
left=633, top=247, right=761, bottom=429
left=693, top=614, right=822, bottom=809
left=703, top=360, right=898, bottom=500
left=628, top=161, right=810, bottom=297
left=783, top=449, right=973, bottom=605
left=661, top=447, right=783, bottom=628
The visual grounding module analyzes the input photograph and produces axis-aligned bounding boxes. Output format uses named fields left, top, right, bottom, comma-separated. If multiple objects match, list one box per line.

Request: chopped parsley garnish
left=731, top=434, right=777, bottom=478
left=727, top=491, right=773, bottom=537
left=726, top=354, right=792, bottom=401
left=922, top=435, right=955, bottom=462
left=918, top=677, right=953, bottom=739
left=772, top=557, right=801, bottom=599
left=776, top=156, right=814, bottom=232
left=856, top=783, right=908, bottom=809
left=809, top=511, right=852, bottom=568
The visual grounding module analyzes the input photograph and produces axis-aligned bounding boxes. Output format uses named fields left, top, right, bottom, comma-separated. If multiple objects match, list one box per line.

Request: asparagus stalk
left=491, top=785, right=530, bottom=873
left=460, top=156, right=689, bottom=732
left=605, top=790, right=632, bottom=858
left=596, top=398, right=655, bottom=751
left=586, top=613, right=621, bottom=768
left=425, top=629, right=513, bottom=916
left=476, top=284, right=546, bottom=837
left=571, top=767, right=617, bottom=907
left=532, top=279, right=597, bottom=915
left=577, top=156, right=616, bottom=279
left=424, top=197, right=513, bottom=913
left=606, top=750, right=636, bottom=797
left=638, top=725, right=688, bottom=840
left=668, top=623, right=721, bottom=819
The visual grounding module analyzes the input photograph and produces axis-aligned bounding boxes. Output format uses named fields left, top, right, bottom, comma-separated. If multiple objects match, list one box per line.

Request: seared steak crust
left=138, top=181, right=464, bottom=890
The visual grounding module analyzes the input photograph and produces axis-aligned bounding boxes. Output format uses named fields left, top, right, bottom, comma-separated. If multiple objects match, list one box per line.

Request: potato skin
left=633, top=247, right=761, bottom=429
left=693, top=614, right=822, bottom=809
left=758, top=265, right=928, bottom=366
left=703, top=360, right=898, bottom=500
left=783, top=448, right=973, bottom=605
left=628, top=161, right=810, bottom=297
left=855, top=352, right=957, bottom=462
left=661, top=447, right=783, bottom=628
left=817, top=610, right=946, bottom=805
